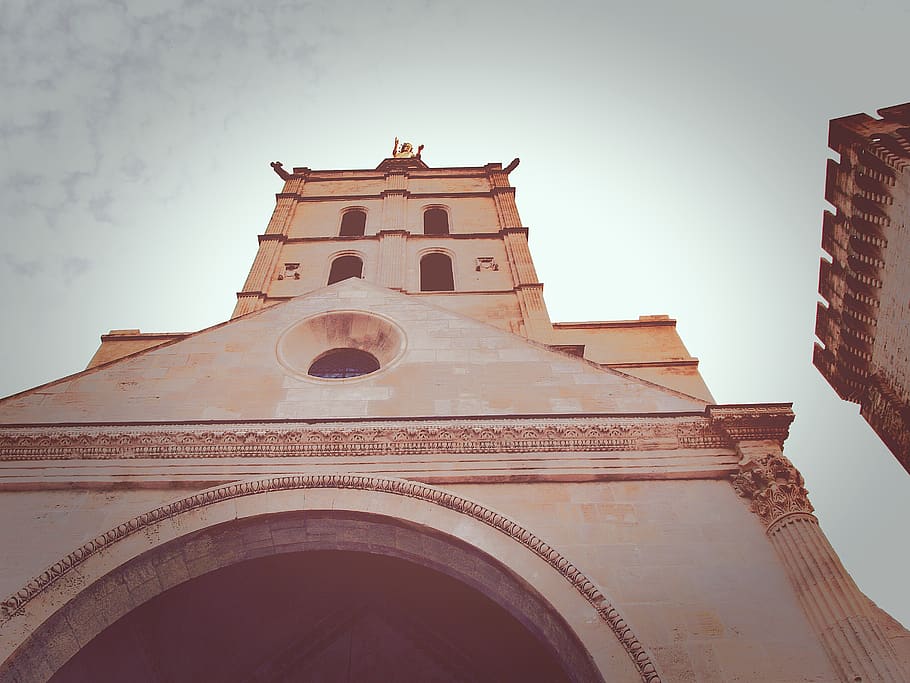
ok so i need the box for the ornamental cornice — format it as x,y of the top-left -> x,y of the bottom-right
0,474 -> 663,683
707,403 -> 795,444
0,415 -> 731,461
731,450 -> 813,528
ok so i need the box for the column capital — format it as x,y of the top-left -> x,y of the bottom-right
731,450 -> 814,527
707,404 -> 811,528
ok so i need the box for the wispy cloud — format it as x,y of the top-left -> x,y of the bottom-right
61,256 -> 92,283
1,253 -> 43,277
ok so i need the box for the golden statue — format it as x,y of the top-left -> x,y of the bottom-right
392,137 -> 424,159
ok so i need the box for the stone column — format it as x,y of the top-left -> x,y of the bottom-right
710,405 -> 908,683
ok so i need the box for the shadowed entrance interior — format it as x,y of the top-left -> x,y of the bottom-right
51,550 -> 571,683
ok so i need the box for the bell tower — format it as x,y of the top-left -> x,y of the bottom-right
3,143 -> 910,683
233,140 -> 552,339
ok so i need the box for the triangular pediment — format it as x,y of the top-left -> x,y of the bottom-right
0,279 -> 707,424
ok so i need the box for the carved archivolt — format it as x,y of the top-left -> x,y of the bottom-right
0,474 -> 662,683
0,416 -> 730,461
731,452 -> 813,527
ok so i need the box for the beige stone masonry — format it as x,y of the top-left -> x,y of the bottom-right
711,406 -> 910,683
0,278 -> 707,425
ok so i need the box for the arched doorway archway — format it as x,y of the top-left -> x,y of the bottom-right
0,476 -> 661,683
51,534 -> 572,682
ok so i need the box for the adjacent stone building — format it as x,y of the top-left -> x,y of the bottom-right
1,145 -> 909,681
815,102 -> 910,471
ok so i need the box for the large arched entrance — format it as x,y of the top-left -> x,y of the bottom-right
0,476 -> 660,683
51,542 -> 569,681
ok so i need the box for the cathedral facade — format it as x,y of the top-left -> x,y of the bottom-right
1,145 -> 908,681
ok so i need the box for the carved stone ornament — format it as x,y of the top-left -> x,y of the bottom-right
707,403 -> 795,444
0,416 -> 732,461
475,256 -> 499,271
270,161 -> 291,180
731,452 -> 814,527
277,262 -> 300,280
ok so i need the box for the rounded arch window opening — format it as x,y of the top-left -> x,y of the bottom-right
308,348 -> 381,379
420,252 -> 455,291
340,210 -> 366,236
423,207 -> 449,235
328,255 -> 364,285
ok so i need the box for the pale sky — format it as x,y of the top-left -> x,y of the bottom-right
2,1 -> 909,625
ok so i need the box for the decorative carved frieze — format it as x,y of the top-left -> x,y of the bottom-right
0,474 -> 662,683
0,416 -> 732,461
731,451 -> 813,527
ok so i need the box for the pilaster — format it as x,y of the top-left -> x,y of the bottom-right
381,172 -> 409,230
710,405 -> 909,683
232,168 -> 307,318
487,162 -> 523,229
232,235 -> 283,318
377,230 -> 408,290
501,227 -> 549,337
515,284 -> 552,339
492,187 -> 521,229
232,292 -> 264,318
501,228 -> 539,285
265,194 -> 298,235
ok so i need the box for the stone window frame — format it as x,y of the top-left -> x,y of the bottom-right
421,204 -> 451,235
416,247 -> 457,292
338,206 -> 369,237
326,249 -> 367,285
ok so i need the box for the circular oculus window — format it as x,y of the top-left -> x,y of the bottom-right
276,310 -> 406,382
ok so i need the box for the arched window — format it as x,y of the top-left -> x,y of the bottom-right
328,255 -> 363,285
420,253 -> 454,292
340,210 -> 366,237
423,208 -> 449,235
308,348 -> 380,379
